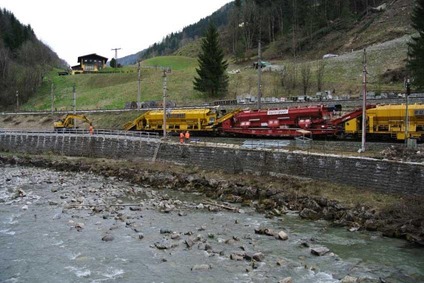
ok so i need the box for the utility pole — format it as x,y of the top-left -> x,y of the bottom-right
162,69 -> 168,138
137,61 -> 141,110
359,49 -> 367,153
257,40 -> 262,109
111,48 -> 121,68
72,84 -> 76,115
405,77 -> 411,146
51,82 -> 55,114
16,90 -> 19,112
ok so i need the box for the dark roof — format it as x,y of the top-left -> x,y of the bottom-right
71,65 -> 83,70
77,53 -> 108,63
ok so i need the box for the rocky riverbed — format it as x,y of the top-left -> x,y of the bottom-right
1,154 -> 423,247
0,154 -> 423,282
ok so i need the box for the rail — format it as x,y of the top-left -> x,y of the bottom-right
0,128 -> 160,140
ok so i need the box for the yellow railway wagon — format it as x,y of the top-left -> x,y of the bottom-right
124,108 -> 218,132
344,104 -> 424,141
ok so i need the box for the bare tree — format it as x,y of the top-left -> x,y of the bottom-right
0,48 -> 10,82
316,60 -> 326,92
281,62 -> 297,95
301,63 -> 311,96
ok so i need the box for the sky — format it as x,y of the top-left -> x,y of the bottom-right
1,0 -> 233,66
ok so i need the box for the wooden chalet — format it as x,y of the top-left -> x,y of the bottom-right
71,53 -> 108,74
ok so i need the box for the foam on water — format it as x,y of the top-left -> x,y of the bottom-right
0,228 -> 15,235
65,266 -> 91,278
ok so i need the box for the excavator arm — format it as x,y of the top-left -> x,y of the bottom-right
54,114 -> 92,130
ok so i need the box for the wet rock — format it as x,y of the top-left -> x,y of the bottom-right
51,188 -> 58,193
196,203 -> 204,209
305,199 -> 321,211
160,228 -> 173,234
340,275 -> 358,283
230,252 -> 245,261
131,224 -> 142,233
75,222 -> 85,232
254,227 -> 276,237
299,208 -> 320,220
109,224 -> 120,230
253,252 -> 265,262
138,233 -> 144,240
348,226 -> 360,232
276,259 -> 287,266
102,234 -> 114,242
178,211 -> 187,216
208,206 -> 219,212
204,243 -> 212,251
170,233 -> 181,240
191,264 -> 211,271
251,261 -> 260,269
185,238 -> 195,248
311,246 -> 330,256
264,228 -> 275,236
12,188 -> 26,199
277,231 -> 289,240
364,219 -> 379,231
154,239 -> 177,250
92,207 -> 103,213
21,205 -> 28,210
279,277 -> 293,283
129,206 -> 141,211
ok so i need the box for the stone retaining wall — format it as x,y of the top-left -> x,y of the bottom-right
1,133 -> 422,195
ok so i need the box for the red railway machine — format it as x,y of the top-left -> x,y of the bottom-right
220,105 -> 343,138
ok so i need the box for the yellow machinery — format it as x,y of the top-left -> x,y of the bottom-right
344,104 -> 424,141
124,108 -> 241,133
54,114 -> 92,131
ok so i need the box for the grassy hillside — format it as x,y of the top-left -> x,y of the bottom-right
22,36 -> 410,112
17,0 -> 414,112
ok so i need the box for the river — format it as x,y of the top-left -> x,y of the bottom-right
0,165 -> 423,283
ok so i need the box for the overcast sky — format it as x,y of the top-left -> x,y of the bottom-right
1,0 -> 233,66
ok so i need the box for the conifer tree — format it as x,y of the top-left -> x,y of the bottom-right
407,0 -> 424,90
193,23 -> 229,98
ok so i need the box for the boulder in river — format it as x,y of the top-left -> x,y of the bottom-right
102,234 -> 114,242
311,246 -> 330,256
277,231 -> 289,240
340,275 -> 358,283
279,277 -> 293,283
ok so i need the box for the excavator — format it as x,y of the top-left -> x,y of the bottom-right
54,114 -> 92,132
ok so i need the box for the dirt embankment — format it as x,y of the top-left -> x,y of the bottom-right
1,153 -> 423,246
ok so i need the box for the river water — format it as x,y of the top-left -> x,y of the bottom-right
0,165 -> 423,283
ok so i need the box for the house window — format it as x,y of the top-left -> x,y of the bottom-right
86,65 -> 94,71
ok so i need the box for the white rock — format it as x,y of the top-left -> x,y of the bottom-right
277,231 -> 289,240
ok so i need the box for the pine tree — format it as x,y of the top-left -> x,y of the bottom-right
110,58 -> 117,68
407,0 -> 424,90
193,23 -> 229,98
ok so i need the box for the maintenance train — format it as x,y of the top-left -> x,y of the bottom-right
123,104 -> 424,142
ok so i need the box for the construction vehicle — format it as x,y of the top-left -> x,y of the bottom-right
220,105 -> 344,138
54,114 -> 92,132
122,104 -> 423,142
124,108 -> 241,135
344,104 -> 424,141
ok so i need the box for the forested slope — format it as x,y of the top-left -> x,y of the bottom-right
0,8 -> 64,111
